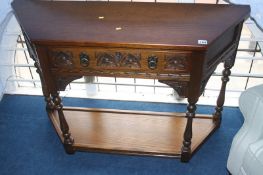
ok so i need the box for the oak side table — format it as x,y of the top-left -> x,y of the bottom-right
12,0 -> 250,162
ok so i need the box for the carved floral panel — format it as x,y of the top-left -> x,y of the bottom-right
164,53 -> 188,71
50,51 -> 74,68
96,52 -> 141,68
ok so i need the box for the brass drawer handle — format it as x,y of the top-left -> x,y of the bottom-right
80,52 -> 89,67
148,55 -> 158,70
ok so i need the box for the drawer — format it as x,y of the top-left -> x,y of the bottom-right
48,47 -> 191,74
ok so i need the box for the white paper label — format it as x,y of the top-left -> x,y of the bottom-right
198,40 -> 208,45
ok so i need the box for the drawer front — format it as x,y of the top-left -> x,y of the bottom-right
48,47 -> 191,74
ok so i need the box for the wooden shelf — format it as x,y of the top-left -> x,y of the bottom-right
49,107 -> 218,158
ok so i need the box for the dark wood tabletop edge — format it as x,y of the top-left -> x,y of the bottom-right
11,1 -> 250,52
31,40 -> 208,51
207,5 -> 250,49
11,0 -> 250,9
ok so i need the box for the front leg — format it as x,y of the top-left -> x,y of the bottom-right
44,94 -> 54,112
213,60 -> 233,126
52,92 -> 75,154
181,99 -> 198,162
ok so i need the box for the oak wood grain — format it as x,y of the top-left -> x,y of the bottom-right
12,0 -> 250,50
50,107 -> 217,157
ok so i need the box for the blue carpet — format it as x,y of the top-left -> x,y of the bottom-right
0,94 -> 244,175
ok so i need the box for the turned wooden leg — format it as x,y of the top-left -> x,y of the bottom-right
34,62 -> 54,112
44,94 -> 54,111
181,100 -> 197,162
52,93 -> 75,154
213,61 -> 232,126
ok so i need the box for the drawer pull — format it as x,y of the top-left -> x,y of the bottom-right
148,55 -> 158,70
80,52 -> 89,67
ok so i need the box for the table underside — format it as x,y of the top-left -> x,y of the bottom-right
49,107 -> 218,158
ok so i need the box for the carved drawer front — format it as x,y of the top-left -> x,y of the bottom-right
49,50 -> 75,69
163,52 -> 190,71
95,51 -> 141,69
93,50 -> 191,73
48,47 -> 191,74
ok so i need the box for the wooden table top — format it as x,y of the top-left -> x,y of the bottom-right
12,0 -> 250,50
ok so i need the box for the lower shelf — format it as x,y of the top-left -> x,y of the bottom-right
49,107 -> 218,158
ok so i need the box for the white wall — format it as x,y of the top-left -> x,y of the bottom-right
0,1 -> 11,24
0,0 -> 20,100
